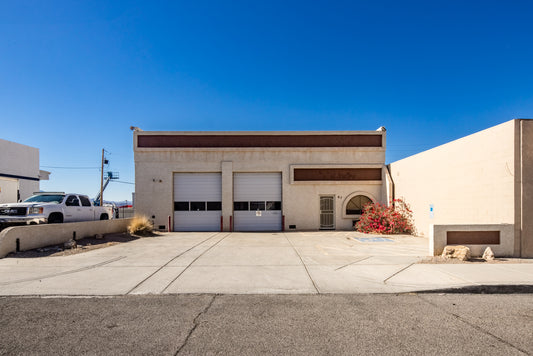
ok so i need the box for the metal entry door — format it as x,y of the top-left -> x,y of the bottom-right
320,196 -> 335,230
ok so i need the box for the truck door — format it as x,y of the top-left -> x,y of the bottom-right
79,195 -> 95,220
64,194 -> 81,222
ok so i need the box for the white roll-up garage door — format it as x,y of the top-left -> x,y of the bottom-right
173,173 -> 222,231
233,173 -> 282,231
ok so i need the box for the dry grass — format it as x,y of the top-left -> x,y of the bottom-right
128,215 -> 154,235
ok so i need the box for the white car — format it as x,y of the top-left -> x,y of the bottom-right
0,192 -> 114,228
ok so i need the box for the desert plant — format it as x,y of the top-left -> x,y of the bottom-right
128,215 -> 154,235
355,198 -> 415,235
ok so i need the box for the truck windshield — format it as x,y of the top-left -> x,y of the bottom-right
24,195 -> 65,203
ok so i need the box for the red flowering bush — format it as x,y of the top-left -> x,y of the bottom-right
355,198 -> 415,235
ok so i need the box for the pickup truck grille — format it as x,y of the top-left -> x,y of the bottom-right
0,207 -> 27,216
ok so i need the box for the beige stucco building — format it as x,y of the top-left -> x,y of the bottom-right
0,138 -> 50,203
133,119 -> 532,257
133,130 -> 390,232
389,119 -> 533,257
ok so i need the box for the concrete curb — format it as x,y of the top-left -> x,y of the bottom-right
415,284 -> 533,294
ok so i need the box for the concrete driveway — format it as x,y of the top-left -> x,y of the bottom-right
0,232 -> 531,295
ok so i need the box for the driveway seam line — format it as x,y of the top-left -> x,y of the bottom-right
432,265 -> 481,286
335,256 -> 371,271
175,294 -> 218,355
283,233 -> 320,294
161,233 -> 231,294
417,295 -> 530,355
383,263 -> 414,284
126,232 -> 221,295
0,256 -> 126,286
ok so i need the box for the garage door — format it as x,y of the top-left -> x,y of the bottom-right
233,173 -> 282,231
173,173 -> 221,231
0,178 -> 18,204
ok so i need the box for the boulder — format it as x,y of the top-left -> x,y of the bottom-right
63,239 -> 77,249
482,247 -> 495,261
442,245 -> 471,261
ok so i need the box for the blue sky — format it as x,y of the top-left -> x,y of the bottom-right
2,1 -> 533,201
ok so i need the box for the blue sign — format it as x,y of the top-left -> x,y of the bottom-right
354,237 -> 394,243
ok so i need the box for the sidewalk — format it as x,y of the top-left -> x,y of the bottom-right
0,232 -> 531,296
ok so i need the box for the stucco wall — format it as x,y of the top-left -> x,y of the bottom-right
0,177 -> 18,204
134,132 -> 386,231
389,120 -> 517,239
0,138 -> 40,201
0,218 -> 134,258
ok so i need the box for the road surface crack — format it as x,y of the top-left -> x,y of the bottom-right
175,294 -> 217,355
418,295 -> 530,355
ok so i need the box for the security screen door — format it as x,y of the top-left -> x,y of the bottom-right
320,196 -> 335,229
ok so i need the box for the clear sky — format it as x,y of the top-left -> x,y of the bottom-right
2,1 -> 533,201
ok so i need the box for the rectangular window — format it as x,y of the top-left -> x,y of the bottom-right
233,202 -> 249,211
250,201 -> 266,211
174,201 -> 189,211
79,196 -> 91,207
207,202 -> 222,211
139,134 -> 383,148
294,168 -> 382,181
190,202 -> 206,211
266,201 -> 281,211
65,195 -> 80,207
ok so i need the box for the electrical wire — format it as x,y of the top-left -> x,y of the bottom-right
40,166 -> 100,169
113,180 -> 135,185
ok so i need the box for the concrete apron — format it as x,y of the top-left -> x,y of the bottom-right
0,232 -> 532,296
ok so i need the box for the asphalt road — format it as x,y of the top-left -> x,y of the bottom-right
0,294 -> 532,355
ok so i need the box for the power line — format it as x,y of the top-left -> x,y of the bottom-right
41,166 -> 100,169
114,180 -> 135,185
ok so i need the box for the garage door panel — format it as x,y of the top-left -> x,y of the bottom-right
174,173 -> 221,201
174,211 -> 221,232
0,178 -> 18,204
174,173 -> 221,231
234,211 -> 282,231
234,173 -> 281,201
234,173 -> 282,231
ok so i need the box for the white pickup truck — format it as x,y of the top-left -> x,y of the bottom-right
0,192 -> 114,228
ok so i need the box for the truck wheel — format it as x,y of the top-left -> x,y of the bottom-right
48,213 -> 63,224
100,214 -> 109,220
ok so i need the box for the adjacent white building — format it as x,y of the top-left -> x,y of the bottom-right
0,138 -> 50,203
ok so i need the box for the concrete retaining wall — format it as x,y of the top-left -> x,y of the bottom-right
430,224 -> 515,257
0,218 -> 134,258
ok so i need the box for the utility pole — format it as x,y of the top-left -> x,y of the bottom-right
100,148 -> 104,206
